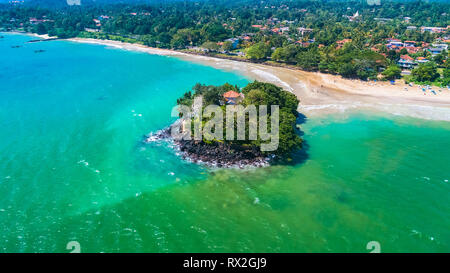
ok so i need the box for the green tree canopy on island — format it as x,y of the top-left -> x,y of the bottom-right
177,81 -> 302,158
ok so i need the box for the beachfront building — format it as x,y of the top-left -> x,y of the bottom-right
404,47 -> 421,54
186,46 -> 209,53
98,15 -> 110,20
84,28 -> 100,32
386,38 -> 401,43
374,18 -> 393,25
223,90 -> 244,105
251,24 -> 268,31
386,39 -> 403,48
397,55 -> 416,69
93,19 -> 101,27
404,41 -> 416,47
296,40 -> 310,47
345,11 -> 360,22
29,17 -> 53,25
336,39 -> 352,49
29,18 -> 44,24
432,43 -> 448,50
385,39 -> 424,54
224,38 -> 239,49
297,27 -> 313,36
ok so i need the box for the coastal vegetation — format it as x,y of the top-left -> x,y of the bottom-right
382,64 -> 402,80
1,0 -> 449,85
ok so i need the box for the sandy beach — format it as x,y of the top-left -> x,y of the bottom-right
66,37 -> 450,121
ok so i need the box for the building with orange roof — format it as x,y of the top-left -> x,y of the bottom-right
403,47 -> 420,54
223,90 -> 244,105
398,55 -> 416,69
337,39 -> 352,44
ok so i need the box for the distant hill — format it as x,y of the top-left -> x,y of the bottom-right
0,0 -> 163,7
2,0 -> 448,8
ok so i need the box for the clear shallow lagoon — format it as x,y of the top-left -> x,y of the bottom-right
0,33 -> 449,252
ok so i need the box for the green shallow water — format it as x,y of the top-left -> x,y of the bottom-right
0,33 -> 449,252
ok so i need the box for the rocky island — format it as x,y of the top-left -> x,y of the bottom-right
145,81 -> 303,168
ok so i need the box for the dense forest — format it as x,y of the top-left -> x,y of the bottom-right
1,0 -> 449,84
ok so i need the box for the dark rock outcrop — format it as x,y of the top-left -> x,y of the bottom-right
143,126 -> 271,168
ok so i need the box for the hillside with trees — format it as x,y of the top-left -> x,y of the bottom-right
1,0 -> 449,83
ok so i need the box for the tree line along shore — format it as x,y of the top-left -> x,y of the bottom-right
1,0 -> 449,86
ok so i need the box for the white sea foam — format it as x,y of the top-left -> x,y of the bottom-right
302,101 -> 450,122
301,104 -> 357,111
250,69 -> 293,92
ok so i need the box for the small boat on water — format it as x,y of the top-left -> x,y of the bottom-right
11,45 -> 21,48
34,49 -> 46,53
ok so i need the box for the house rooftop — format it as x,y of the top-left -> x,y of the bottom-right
223,90 -> 240,98
400,55 -> 414,61
337,39 -> 352,44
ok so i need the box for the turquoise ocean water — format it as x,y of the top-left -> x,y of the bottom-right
0,33 -> 449,252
